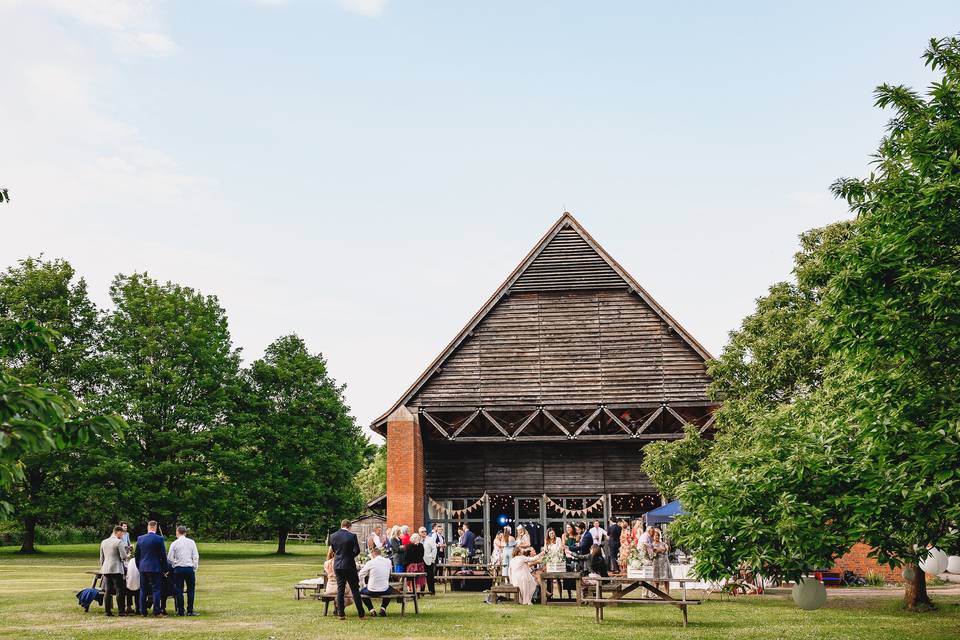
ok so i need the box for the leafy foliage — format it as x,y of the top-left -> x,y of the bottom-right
640,425 -> 709,498
354,444 -> 386,504
666,36 -> 960,609
223,334 -> 366,553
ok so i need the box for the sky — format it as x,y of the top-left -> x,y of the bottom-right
1,1 -> 957,438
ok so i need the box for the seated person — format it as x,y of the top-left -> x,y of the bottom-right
358,547 -> 397,617
323,548 -> 352,615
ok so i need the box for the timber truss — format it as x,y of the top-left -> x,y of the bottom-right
418,402 -> 719,443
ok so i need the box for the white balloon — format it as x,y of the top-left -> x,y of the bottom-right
792,577 -> 827,611
947,556 -> 960,574
919,548 -> 947,575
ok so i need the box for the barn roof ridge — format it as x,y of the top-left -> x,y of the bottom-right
371,211 -> 713,431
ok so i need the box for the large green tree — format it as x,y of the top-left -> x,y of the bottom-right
0,258 -> 106,552
662,36 -> 960,610
98,273 -> 240,532
354,444 -> 386,504
0,317 -> 124,534
227,335 -> 366,554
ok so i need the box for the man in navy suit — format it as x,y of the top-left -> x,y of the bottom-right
135,521 -> 168,616
574,521 -> 594,554
459,523 -> 476,557
328,519 -> 366,620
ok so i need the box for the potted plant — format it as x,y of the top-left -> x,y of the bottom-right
449,544 -> 468,565
626,545 -> 653,579
543,547 -> 567,573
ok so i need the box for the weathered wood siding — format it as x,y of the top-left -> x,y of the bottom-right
414,289 -> 710,408
424,441 -> 656,496
511,226 -> 625,292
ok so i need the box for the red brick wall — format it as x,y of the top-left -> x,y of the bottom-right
832,543 -> 906,583
386,407 -> 424,531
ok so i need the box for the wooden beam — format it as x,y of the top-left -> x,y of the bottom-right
698,413 -> 717,434
634,406 -> 664,436
664,405 -> 690,428
602,407 -> 632,436
481,409 -> 513,439
450,410 -> 480,439
541,409 -> 572,437
573,407 -> 604,437
420,410 -> 449,439
456,433 -> 685,443
511,409 -> 541,438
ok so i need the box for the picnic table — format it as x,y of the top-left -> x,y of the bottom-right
434,563 -> 501,592
536,571 -> 583,605
581,577 -> 701,627
313,572 -> 426,617
84,571 -> 103,589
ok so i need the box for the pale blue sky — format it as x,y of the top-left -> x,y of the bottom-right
2,1 -> 957,435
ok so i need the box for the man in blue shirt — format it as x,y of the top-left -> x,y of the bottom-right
459,524 -> 476,557
135,521 -> 168,616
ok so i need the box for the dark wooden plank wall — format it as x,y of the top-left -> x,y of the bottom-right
424,442 -> 657,497
415,289 -> 710,408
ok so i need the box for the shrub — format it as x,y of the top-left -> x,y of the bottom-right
865,572 -> 886,587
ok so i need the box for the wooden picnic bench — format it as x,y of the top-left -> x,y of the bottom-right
536,571 -> 584,605
581,577 -> 701,627
294,576 -> 326,600
435,563 -> 501,592
317,572 -> 425,617
84,571 -> 103,589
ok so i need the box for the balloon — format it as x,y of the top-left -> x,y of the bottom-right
920,548 -> 947,575
792,577 -> 827,610
947,556 -> 960,574
902,566 -> 916,582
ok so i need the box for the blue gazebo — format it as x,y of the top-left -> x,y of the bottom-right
644,499 -> 686,526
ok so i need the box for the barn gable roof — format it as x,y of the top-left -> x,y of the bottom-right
371,212 -> 713,432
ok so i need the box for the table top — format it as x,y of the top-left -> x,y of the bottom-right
592,576 -> 695,583
391,572 -> 427,577
538,571 -> 583,579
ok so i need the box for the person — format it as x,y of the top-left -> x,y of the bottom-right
490,531 -> 504,567
357,547 -> 396,617
388,527 -> 405,574
607,519 -> 623,573
135,520 -> 168,616
542,528 -> 563,598
323,548 -> 352,614
125,554 -> 140,614
650,528 -> 671,594
562,523 -> 577,553
638,525 -> 654,551
618,520 -> 633,573
500,526 -> 516,577
403,532 -> 427,593
419,527 -> 437,596
515,525 -> 531,552
167,525 -> 199,616
459,523 -> 476,558
399,525 -> 411,546
99,525 -> 128,616
508,547 -> 544,604
588,544 -> 609,578
430,523 -> 446,563
589,520 -> 607,547
119,521 -> 131,553
328,519 -> 367,621
574,521 -> 594,555
367,525 -> 383,551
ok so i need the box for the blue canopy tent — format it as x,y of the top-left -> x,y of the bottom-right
643,499 -> 686,526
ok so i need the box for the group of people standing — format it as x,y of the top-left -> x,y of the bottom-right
96,520 -> 199,617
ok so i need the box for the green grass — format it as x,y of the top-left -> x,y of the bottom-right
1,543 -> 958,639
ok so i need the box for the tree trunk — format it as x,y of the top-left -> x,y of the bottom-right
903,563 -> 932,610
18,515 -> 38,554
277,526 -> 288,555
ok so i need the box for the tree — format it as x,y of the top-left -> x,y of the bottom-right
355,444 -> 386,504
0,318 -> 124,526
0,258 -> 113,551
99,273 -> 240,532
821,35 -> 960,609
232,335 -> 366,554
664,36 -> 960,610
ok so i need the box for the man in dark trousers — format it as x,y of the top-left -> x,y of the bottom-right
135,521 -> 168,616
329,519 -> 366,621
459,523 -> 476,558
607,519 -> 624,573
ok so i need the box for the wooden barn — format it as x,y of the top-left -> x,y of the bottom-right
371,213 -> 716,556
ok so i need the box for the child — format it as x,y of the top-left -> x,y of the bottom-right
125,556 -> 141,614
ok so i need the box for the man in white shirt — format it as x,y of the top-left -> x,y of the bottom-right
430,523 -> 446,563
357,547 -> 396,617
419,526 -> 437,596
589,520 -> 607,556
167,525 -> 200,616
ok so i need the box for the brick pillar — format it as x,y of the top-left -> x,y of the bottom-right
386,406 -> 424,531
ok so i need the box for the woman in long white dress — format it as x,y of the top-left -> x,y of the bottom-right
501,526 -> 517,578
509,547 -> 544,604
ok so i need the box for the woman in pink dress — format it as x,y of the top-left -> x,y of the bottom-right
508,547 -> 544,604
323,548 -> 352,614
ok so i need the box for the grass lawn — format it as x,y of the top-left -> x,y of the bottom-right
1,542 -> 958,639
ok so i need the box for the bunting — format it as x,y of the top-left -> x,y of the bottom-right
428,494 -> 488,519
543,494 -> 605,517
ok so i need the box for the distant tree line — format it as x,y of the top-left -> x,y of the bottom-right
0,257 -> 378,554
